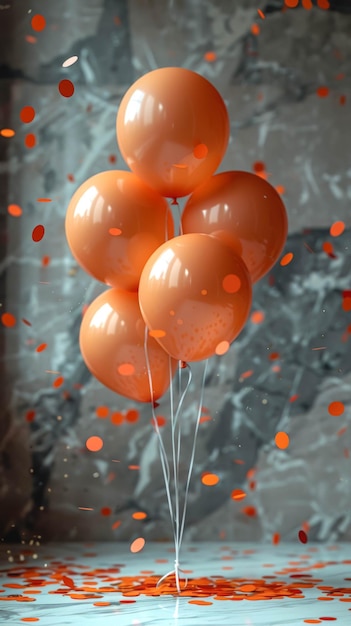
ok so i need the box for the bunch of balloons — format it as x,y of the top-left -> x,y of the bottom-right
65,68 -> 288,404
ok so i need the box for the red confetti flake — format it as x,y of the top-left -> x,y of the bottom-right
96,405 -> 109,418
251,23 -> 260,36
330,221 -> 345,237
52,376 -> 64,388
62,576 -> 75,589
1,312 -> 16,327
41,255 -> 51,267
111,411 -> 124,425
20,106 -> 35,123
86,436 -> 103,452
67,173 -> 75,182
328,401 -> 344,416
289,394 -> 299,403
130,537 -> 145,553
25,410 -> 36,423
272,532 -> 281,545
339,95 -> 346,106
37,197 -> 52,202
337,426 -> 347,437
317,0 -> 330,8
25,35 -> 37,44
222,273 -> 241,293
132,511 -> 147,520
284,0 -> 299,6
231,489 -> 247,501
201,473 -> 220,486
317,86 -> 329,98
58,79 -> 75,98
241,506 -> 257,517
204,51 -> 217,62
22,318 -> 32,326
36,343 -> 47,353
152,415 -> 167,428
108,154 -> 117,163
280,252 -> 294,266
275,431 -> 290,449
240,369 -> 254,380
252,161 -> 266,173
31,14 -> 46,31
250,310 -> 265,324
342,296 -> 351,312
322,241 -> 336,258
302,0 -> 313,8
257,9 -> 265,18
0,128 -> 15,137
112,520 -> 122,530
125,409 -> 139,423
100,507 -> 112,517
8,203 -> 23,217
269,351 -> 280,361
275,184 -> 286,195
299,529 -> 308,544
32,224 -> 45,242
25,133 -> 36,148
128,465 -> 140,470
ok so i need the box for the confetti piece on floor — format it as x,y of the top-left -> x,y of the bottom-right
58,79 -> 75,97
32,225 -> 45,242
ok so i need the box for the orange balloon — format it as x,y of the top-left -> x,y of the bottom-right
138,233 -> 252,362
65,170 -> 173,291
181,171 -> 288,283
80,289 -> 177,403
116,68 -> 230,198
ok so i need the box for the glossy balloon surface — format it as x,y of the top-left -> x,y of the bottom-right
138,233 -> 252,362
182,171 -> 288,283
117,68 -> 230,198
80,289 -> 177,402
66,170 -> 173,291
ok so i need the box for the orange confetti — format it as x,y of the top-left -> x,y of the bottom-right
328,401 -> 344,416
130,537 -> 145,553
96,405 -> 110,418
25,410 -> 36,423
330,221 -> 345,237
125,409 -> 139,423
86,436 -> 103,452
215,340 -> 230,356
41,255 -> 51,267
25,133 -> 36,149
20,106 -> 35,123
322,241 -> 336,258
112,520 -> 122,530
240,369 -> 254,379
152,415 -> 167,428
149,329 -> 166,338
111,411 -> 124,425
37,197 -> 52,202
272,532 -> 281,545
58,79 -> 75,98
193,143 -> 208,159
257,9 -> 265,19
280,252 -> 294,266
275,185 -> 286,195
302,0 -> 313,8
1,312 -> 16,327
251,23 -> 260,36
62,575 -> 75,588
201,473 -> 220,486
118,363 -> 135,376
317,0 -> 330,8
32,224 -> 45,242
204,51 -> 217,62
275,431 -> 290,449
132,511 -> 147,520
317,86 -> 329,98
253,161 -> 266,172
250,310 -> 265,324
25,35 -> 37,44
7,203 -> 23,217
36,343 -> 47,353
0,128 -> 15,137
284,0 -> 299,6
53,376 -> 64,388
31,14 -> 46,31
231,489 -> 247,501
222,274 -> 241,293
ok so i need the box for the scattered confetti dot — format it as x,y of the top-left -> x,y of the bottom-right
125,409 -> 139,423
193,143 -> 208,159
284,0 -> 299,6
58,79 -> 75,98
251,23 -> 260,36
118,363 -> 135,376
100,507 -> 112,517
189,600 -> 213,605
317,0 -> 330,8
109,227 -> 122,236
36,343 -> 47,353
8,203 -> 23,217
204,51 -> 217,62
250,310 -> 265,324
201,473 -> 220,486
32,224 -> 45,242
317,86 -> 329,98
25,133 -> 36,148
328,401 -> 344,416
252,161 -> 266,172
257,9 -> 265,18
275,184 -> 286,195
231,489 -> 247,501
152,415 -> 167,428
302,0 -> 313,8
330,221 -> 345,237
130,537 -> 145,553
20,106 -> 35,123
42,255 -> 51,267
111,411 -> 124,425
0,128 -> 15,137
21,619 -> 40,623
62,575 -> 75,588
25,35 -> 37,44
25,410 -> 36,423
37,197 -> 52,202
272,532 -> 281,545
339,95 -> 346,106
1,312 -> 16,327
280,252 -> 294,266
299,529 -> 308,544
222,274 -> 241,293
215,340 -> 230,356
108,154 -> 117,163
86,436 -> 104,452
62,55 -> 78,68
96,405 -> 110,418
241,506 -> 257,517
149,329 -> 166,338
322,241 -> 336,258
132,511 -> 147,520
31,14 -> 46,31
275,431 -> 290,450
53,376 -> 64,388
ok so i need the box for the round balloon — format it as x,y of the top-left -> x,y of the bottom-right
138,233 -> 252,362
116,68 -> 230,198
181,171 -> 288,283
65,170 -> 174,291
80,289 -> 177,403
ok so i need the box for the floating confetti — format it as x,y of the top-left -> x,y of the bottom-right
275,431 -> 290,449
8,203 -> 23,217
62,55 -> 78,68
25,410 -> 36,423
215,340 -> 230,356
328,401 -> 344,416
317,0 -> 330,8
149,329 -> 166,338
316,86 -> 329,98
339,95 -> 346,106
32,225 -> 45,242
231,489 -> 247,501
20,106 -> 35,123
251,23 -> 260,36
132,511 -> 147,520
1,312 -> 16,327
125,409 -> 139,423
36,343 -> 47,353
58,79 -> 75,98
302,0 -> 313,8
130,537 -> 145,553
204,51 -> 217,62
53,376 -> 64,388
25,133 -> 36,148
86,436 -> 104,452
193,143 -> 208,159
96,405 -> 109,418
298,529 -> 308,544
152,415 -> 167,428
201,473 -> 220,486
241,505 -> 257,517
111,411 -> 124,425
37,197 -> 52,202
250,310 -> 265,324
0,128 -> 15,137
100,507 -> 112,517
257,9 -> 265,18
272,532 -> 281,545
329,221 -> 345,237
284,0 -> 299,6
322,241 -> 336,258
280,252 -> 294,266
31,14 -> 46,31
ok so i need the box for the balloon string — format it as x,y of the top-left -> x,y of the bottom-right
179,358 -> 208,547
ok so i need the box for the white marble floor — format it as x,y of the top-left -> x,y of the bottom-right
0,542 -> 350,625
